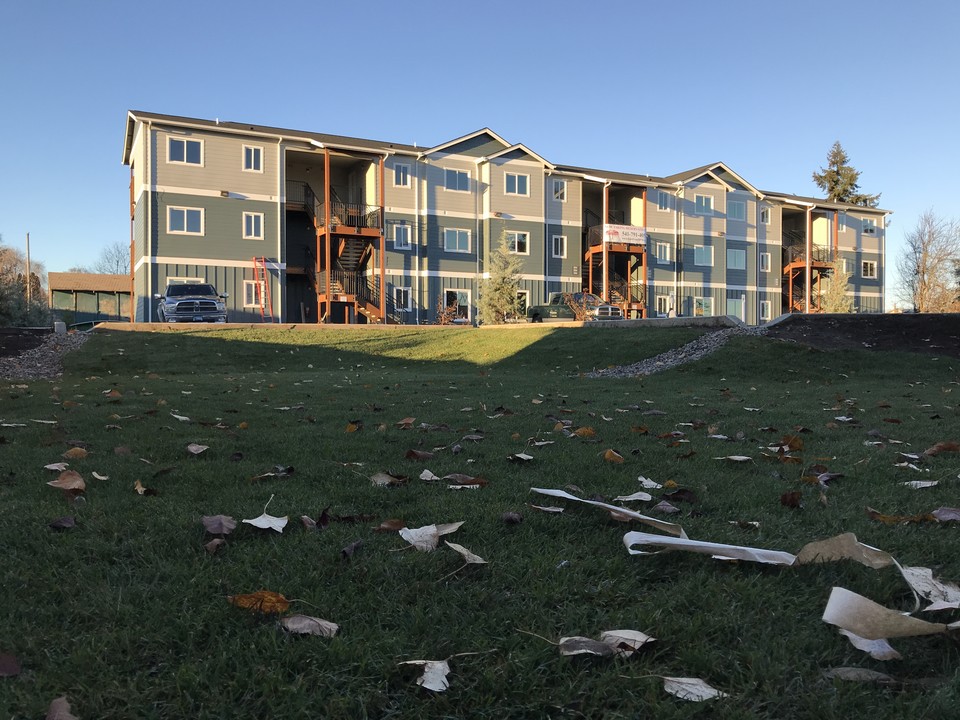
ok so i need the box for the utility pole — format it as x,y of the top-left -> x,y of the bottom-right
25,232 -> 31,304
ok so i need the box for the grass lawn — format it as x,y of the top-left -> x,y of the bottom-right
1,325 -> 958,718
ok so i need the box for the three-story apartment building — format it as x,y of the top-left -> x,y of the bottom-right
122,111 -> 888,324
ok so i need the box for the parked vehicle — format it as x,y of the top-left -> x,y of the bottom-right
526,292 -> 623,323
154,283 -> 228,323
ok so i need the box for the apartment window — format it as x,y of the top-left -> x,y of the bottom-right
394,286 -> 412,312
168,137 -> 202,165
443,289 -> 470,321
759,252 -> 771,273
243,145 -> 262,173
656,295 -> 669,317
842,258 -> 852,275
655,242 -> 671,265
727,248 -> 746,270
760,300 -> 772,321
168,206 -> 203,235
506,231 -> 529,255
862,218 -> 877,235
516,290 -> 529,316
657,191 -> 670,212
862,260 -> 878,279
727,200 -> 746,222
394,163 -> 411,188
694,297 -> 714,317
243,212 -> 264,240
443,228 -> 470,253
838,211 -> 847,232
694,245 -> 713,267
505,173 -> 529,196
393,222 -> 411,250
760,206 -> 771,225
695,195 -> 713,215
552,235 -> 567,259
552,179 -> 567,202
444,168 -> 469,192
726,297 -> 744,320
243,280 -> 267,308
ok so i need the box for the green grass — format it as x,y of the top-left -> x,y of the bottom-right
1,325 -> 959,718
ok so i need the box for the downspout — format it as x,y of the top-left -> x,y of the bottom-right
805,207 -> 812,313
323,148 -> 331,323
640,187 -> 647,317
880,213 -> 887,312
379,155 -> 386,322
602,181 -> 611,301
544,171 -> 550,299
415,156 -> 422,325
475,160 -> 482,325
129,164 -> 135,323
675,184 -> 684,314
145,120 -> 153,322
276,137 -> 283,322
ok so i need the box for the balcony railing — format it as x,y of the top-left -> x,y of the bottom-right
782,245 -> 832,265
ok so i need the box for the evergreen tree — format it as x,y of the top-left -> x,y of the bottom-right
812,141 -> 880,207
819,261 -> 854,313
477,236 -> 523,324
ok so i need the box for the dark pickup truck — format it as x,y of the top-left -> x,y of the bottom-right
154,283 -> 228,323
526,292 -> 623,323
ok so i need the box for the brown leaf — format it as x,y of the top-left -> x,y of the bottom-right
134,480 -> 158,496
227,590 -> 290,614
630,425 -> 649,435
923,441 -> 960,456
201,515 -> 237,535
345,420 -> 363,433
395,416 -> 416,429
62,447 -> 88,460
341,539 -> 363,559
663,488 -> 697,504
405,449 -> 434,461
370,471 -> 409,487
865,507 -> 937,525
780,490 -> 803,509
882,418 -> 902,424
780,434 -> 804,451
0,652 -> 21,677
372,518 -> 406,532
47,470 -> 85,493
443,473 -> 488,487
205,538 -> 226,555
574,426 -> 596,438
602,449 -> 624,464
48,516 -> 76,531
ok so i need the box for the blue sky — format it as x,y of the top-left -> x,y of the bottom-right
2,0 -> 957,309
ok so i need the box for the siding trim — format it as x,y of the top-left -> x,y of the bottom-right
135,256 -> 285,272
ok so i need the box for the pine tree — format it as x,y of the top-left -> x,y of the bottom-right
477,236 -> 523,324
812,141 -> 880,207
819,261 -> 854,313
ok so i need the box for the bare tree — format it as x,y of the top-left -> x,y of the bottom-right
93,241 -> 130,274
896,211 -> 960,312
0,237 -> 50,325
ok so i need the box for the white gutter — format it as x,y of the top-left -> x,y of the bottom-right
146,119 -> 153,322
276,137 -> 283,322
675,185 -> 683,314
415,158 -> 422,325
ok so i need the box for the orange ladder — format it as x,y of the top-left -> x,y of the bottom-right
251,257 -> 274,322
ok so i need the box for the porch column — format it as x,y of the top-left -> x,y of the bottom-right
379,156 -> 386,322
804,208 -> 812,314
323,149 -> 331,323
602,183 -> 609,301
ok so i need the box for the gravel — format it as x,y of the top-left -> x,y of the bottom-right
587,325 -> 768,379
0,332 -> 90,380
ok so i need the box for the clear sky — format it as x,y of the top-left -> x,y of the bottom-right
2,0 -> 958,309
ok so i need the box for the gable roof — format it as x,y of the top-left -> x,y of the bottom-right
420,128 -> 510,157
664,162 -> 764,198
483,143 -> 555,169
762,191 -> 891,214
48,273 -> 129,293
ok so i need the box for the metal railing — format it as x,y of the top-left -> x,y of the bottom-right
782,244 -> 832,265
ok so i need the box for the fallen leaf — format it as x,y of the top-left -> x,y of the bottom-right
443,473 -> 488,487
613,491 -> 653,502
228,590 -> 290,614
662,488 -> 697,504
865,507 -> 937,525
45,696 -> 79,720
170,412 -> 191,422
822,587 -> 957,640
201,515 -> 237,535
661,676 -> 729,701
822,667 -> 897,684
931,507 -> 960,523
405,449 -> 434,461
651,501 -> 681,514
527,504 -> 564,514
44,462 -> 69,471
923,441 -> 960,456
48,516 -> 76,530
507,452 -> 534,463
715,455 -> 753,463
558,636 -> 615,657
599,629 -> 655,657
531,487 -> 686,538
501,512 -> 523,525
602,449 -> 624,464
445,541 -> 487,565
341,539 -> 363,559
395,416 -> 416,429
0,652 -> 21,677
637,475 -> 662,489
902,481 -> 939,489
92,472 -> 109,481
574,426 -> 596,438
62,447 -> 88,460
399,659 -> 450,692
370,471 -> 408,487
280,614 -> 339,637
780,491 -> 802,509
187,443 -> 209,455
345,420 -> 363,433
242,494 -> 288,532
373,519 -> 406,532
47,470 -> 85,493
838,629 -> 902,661
133,480 -> 158,496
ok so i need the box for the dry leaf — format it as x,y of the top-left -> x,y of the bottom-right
531,487 -> 686,538
651,501 -> 681,514
345,420 -> 363,433
187,443 -> 208,455
838,629 -> 902,661
48,516 -> 76,531
931,507 -> 960,523
170,412 -> 191,422
201,515 -> 237,535
923,441 -> 960,456
133,480 -> 158,496
661,676 -> 729,701
62,447 -> 88,460
205,538 -> 226,554
507,452 -> 534,463
399,659 -> 450,692
574,426 -> 596,438
638,476 -> 662,489
341,539 -> 363,559
527,504 -> 564,514
602,449 -> 624,463
445,541 -> 487,564
373,519 -> 406,532
280,614 -> 339,637
613,490 -> 653,502
405,449 -> 434,461
45,696 -> 79,720
822,587 -> 958,640
92,472 -> 109,481
902,481 -> 939,489
242,512 -> 288,532
0,652 -> 21,677
44,462 -> 69,471
715,455 -> 753,463
370,471 -> 408,487
47,470 -> 85,493
780,490 -> 802,509
599,629 -> 655,657
400,525 -> 441,551
228,590 -> 290,614
822,667 -> 897,684
395,416 -> 416,429
558,636 -> 615,657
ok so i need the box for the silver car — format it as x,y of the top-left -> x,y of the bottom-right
155,283 -> 228,323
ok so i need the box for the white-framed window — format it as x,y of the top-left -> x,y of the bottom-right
552,179 -> 567,202
759,252 -> 771,273
656,295 -> 670,317
394,286 -> 412,312
243,145 -> 263,173
694,296 -> 714,317
655,242 -> 671,265
393,222 -> 411,250
727,200 -> 746,221
552,235 -> 567,259
694,245 -> 713,267
760,300 -> 772,321
842,257 -> 852,275
166,276 -> 203,285
695,195 -> 713,215
838,211 -> 847,232
760,206 -> 771,225
727,248 -> 746,270
726,296 -> 744,319
443,228 -> 470,253
168,137 -> 202,165
443,288 -> 470,321
506,231 -> 529,255
167,206 -> 203,235
243,280 -> 267,308
657,191 -> 670,212
862,217 -> 877,235
444,168 -> 469,192
862,260 -> 878,279
505,173 -> 529,196
393,163 -> 411,188
243,212 -> 264,240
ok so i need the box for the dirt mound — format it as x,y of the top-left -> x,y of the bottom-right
763,314 -> 960,358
